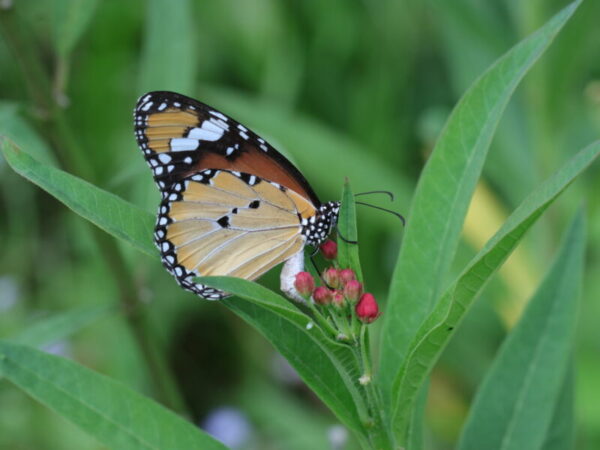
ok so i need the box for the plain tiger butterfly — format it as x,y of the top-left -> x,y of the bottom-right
134,91 -> 339,301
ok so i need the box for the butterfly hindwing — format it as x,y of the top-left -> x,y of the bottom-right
134,91 -> 320,205
155,169 -> 316,300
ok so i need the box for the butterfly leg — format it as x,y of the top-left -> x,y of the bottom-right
280,250 -> 306,303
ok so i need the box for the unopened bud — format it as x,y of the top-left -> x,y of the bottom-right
339,269 -> 356,284
294,272 -> 315,298
319,240 -> 338,260
355,293 -> 380,323
313,286 -> 332,305
332,290 -> 345,308
343,280 -> 363,303
323,268 -> 340,289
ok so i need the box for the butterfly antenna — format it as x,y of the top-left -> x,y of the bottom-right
337,228 -> 358,245
355,201 -> 406,226
354,190 -> 395,202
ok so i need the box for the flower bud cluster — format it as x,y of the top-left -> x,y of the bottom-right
292,240 -> 380,328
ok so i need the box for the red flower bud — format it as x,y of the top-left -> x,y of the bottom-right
313,286 -> 332,305
332,290 -> 345,308
319,240 -> 338,260
294,271 -> 315,298
355,293 -> 380,323
343,280 -> 363,303
323,267 -> 340,289
339,269 -> 356,284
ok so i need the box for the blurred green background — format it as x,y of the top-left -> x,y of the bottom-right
0,0 -> 598,449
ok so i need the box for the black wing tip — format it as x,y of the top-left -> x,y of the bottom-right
135,91 -> 198,111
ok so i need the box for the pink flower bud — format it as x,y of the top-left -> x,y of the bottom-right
355,293 -> 380,323
332,290 -> 345,308
323,267 -> 340,289
343,280 -> 363,303
312,286 -> 332,305
319,240 -> 338,260
339,269 -> 356,284
294,271 -> 315,298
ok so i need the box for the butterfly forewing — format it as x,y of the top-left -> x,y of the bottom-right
134,91 -> 320,205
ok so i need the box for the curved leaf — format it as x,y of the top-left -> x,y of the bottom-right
197,276 -> 368,441
1,139 -> 156,257
390,141 -> 599,443
0,340 -> 226,450
379,0 -> 582,400
457,209 -> 585,450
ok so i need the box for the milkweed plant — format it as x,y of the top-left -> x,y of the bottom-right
0,1 -> 597,449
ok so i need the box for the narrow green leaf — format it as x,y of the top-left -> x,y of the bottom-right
457,209 -> 585,450
52,0 -> 99,58
197,276 -> 368,440
337,179 -> 363,280
380,0 -> 582,399
1,140 -> 156,257
0,102 -> 57,166
390,141 -> 599,443
12,305 -> 112,348
541,364 -> 576,450
138,0 -> 197,93
0,340 -> 227,450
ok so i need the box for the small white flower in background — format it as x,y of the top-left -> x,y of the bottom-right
201,407 -> 252,449
327,424 -> 348,450
41,340 -> 72,358
0,276 -> 20,312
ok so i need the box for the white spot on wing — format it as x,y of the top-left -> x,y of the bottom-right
187,120 -> 225,142
141,102 -> 153,111
170,138 -> 199,151
158,153 -> 171,163
158,102 -> 167,111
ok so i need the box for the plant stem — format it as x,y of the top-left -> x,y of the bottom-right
305,300 -> 339,338
355,325 -> 395,449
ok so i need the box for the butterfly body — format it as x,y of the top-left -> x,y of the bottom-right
134,92 -> 338,300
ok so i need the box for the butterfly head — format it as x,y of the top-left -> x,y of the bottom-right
303,201 -> 340,247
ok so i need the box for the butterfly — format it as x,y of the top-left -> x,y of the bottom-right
134,91 -> 339,301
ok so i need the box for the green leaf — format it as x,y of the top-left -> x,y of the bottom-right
52,0 -> 99,58
541,364 -> 576,450
196,276 -> 368,442
12,305 -> 112,348
390,141 -> 599,443
337,179 -> 363,281
457,209 -> 585,450
1,140 -> 156,257
138,0 -> 197,93
379,0 -> 582,400
0,340 -> 227,450
0,102 -> 57,166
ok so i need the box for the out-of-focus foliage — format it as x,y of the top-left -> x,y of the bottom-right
0,1 -> 598,449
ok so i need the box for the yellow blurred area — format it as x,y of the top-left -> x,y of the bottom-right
462,182 -> 540,327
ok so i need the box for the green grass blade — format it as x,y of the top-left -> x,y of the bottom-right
379,0 -> 582,399
390,141 -> 599,444
138,0 -> 197,93
457,209 -> 585,450
0,340 -> 227,450
541,364 -> 576,450
337,179 -> 363,280
196,276 -> 368,440
1,140 -> 156,256
52,0 -> 99,58
11,305 -> 113,348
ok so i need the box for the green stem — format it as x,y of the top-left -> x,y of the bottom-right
305,300 -> 339,338
355,325 -> 394,449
